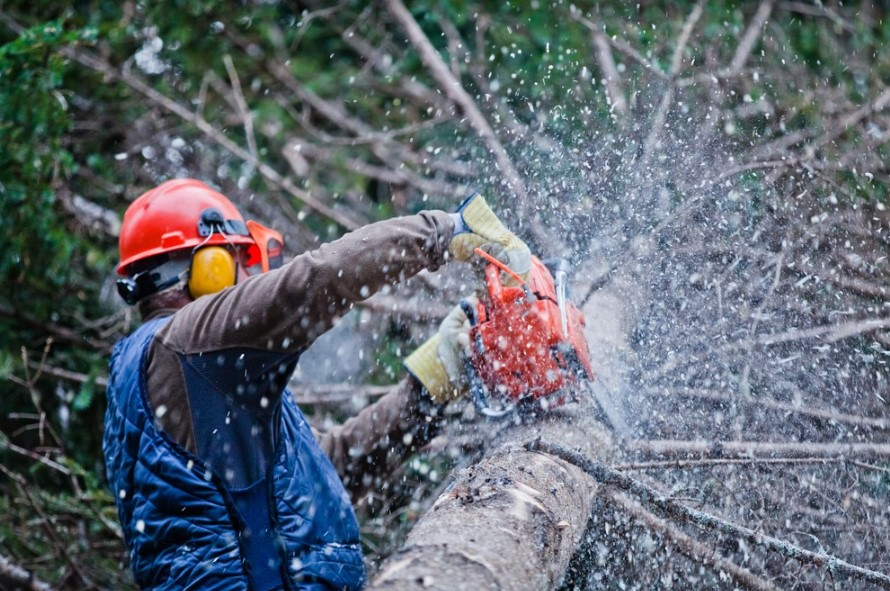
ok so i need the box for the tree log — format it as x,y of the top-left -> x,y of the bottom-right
368,395 -> 614,591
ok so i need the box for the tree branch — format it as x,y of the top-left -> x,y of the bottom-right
655,387 -> 890,431
529,440 -> 890,590
611,494 -> 781,591
384,0 -> 528,202
0,554 -> 52,591
222,53 -> 259,168
740,316 -> 890,348
625,439 -> 890,460
64,47 -> 359,231
570,9 -> 628,126
615,455 -> 852,472
727,0 -> 775,75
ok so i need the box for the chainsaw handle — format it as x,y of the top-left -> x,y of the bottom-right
459,297 -> 515,420
473,247 -> 534,305
473,247 -> 525,287
484,264 -> 503,303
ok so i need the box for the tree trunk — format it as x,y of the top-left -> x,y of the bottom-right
367,395 -> 615,591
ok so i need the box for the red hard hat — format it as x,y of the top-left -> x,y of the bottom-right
117,179 -> 256,276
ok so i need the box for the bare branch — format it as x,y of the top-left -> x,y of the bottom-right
529,440 -> 890,590
384,0 -> 528,202
658,388 -> 890,431
777,2 -> 857,33
13,482 -> 97,589
292,384 -> 391,407
669,2 -> 704,76
727,0 -> 776,75
64,47 -> 360,231
741,316 -> 890,348
807,85 -> 890,154
222,53 -> 259,167
602,27 -> 669,80
0,554 -> 52,591
0,430 -> 73,476
570,8 -> 628,125
611,494 -> 781,591
615,456 -> 853,471
626,439 -> 890,460
25,361 -> 109,389
638,2 -> 703,176
282,138 -> 467,199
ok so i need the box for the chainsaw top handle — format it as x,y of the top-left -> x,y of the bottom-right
473,246 -> 533,304
473,247 -> 526,285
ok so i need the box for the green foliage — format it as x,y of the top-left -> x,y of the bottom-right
1,19 -> 78,296
0,12 -> 111,448
0,15 -> 127,587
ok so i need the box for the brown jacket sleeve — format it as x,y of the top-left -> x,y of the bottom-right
316,376 -> 447,502
145,210 -> 454,456
156,210 -> 453,354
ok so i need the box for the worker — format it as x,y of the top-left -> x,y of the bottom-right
103,178 -> 529,591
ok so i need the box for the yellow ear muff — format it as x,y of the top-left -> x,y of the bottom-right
188,246 -> 236,298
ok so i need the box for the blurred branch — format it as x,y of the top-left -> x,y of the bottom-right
292,383 -> 391,406
726,0 -> 775,75
611,494 -> 781,591
25,361 -> 109,389
600,22 -> 668,80
626,439 -> 890,460
807,85 -> 890,154
384,0 -> 529,202
637,2 -> 704,181
658,388 -> 890,431
281,138 -> 465,199
530,440 -> 890,590
14,481 -> 97,589
64,47 -> 360,231
0,431 -> 73,477
0,304 -> 115,352
245,33 -> 471,201
570,8 -> 628,126
222,53 -> 259,169
616,456 -> 851,471
669,3 -> 704,76
0,554 -> 52,591
742,316 -> 890,348
777,2 -> 857,33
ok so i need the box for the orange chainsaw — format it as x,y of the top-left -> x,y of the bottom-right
461,249 -> 596,418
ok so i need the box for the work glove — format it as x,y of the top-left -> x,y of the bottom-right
449,193 -> 531,285
404,299 -> 475,404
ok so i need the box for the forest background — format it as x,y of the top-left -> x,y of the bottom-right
1,1 -> 889,589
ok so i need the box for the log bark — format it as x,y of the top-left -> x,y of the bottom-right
367,395 -> 615,591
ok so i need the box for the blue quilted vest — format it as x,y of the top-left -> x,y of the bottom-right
103,317 -> 366,590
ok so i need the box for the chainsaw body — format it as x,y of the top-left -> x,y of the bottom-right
465,255 -> 595,416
